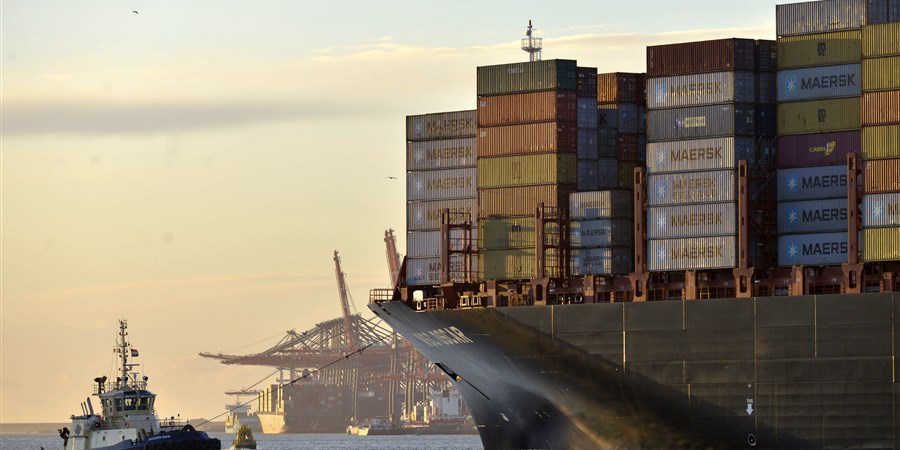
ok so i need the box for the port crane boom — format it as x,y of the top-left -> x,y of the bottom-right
334,250 -> 359,352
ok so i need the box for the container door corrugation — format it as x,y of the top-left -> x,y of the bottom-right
647,170 -> 736,206
596,73 -> 642,103
577,98 -> 599,128
778,232 -> 849,266
477,217 -> 553,250
577,128 -> 599,159
777,64 -> 861,102
406,168 -> 477,201
862,124 -> 900,159
647,137 -> 756,174
477,91 -> 578,127
407,198 -> 477,231
577,159 -> 599,191
647,72 -> 757,109
862,21 -> 900,57
570,247 -> 633,276
616,162 -> 638,190
615,134 -> 644,162
757,40 -> 779,73
599,103 -> 640,133
646,38 -> 757,77
407,229 -> 478,258
598,129 -> 618,158
597,158 -> 621,190
777,97 -> 861,135
570,219 -> 633,248
407,255 -> 478,286
758,72 -> 778,104
647,104 -> 758,142
577,67 -> 598,98
777,198 -> 849,234
647,202 -> 737,239
478,184 -> 575,218
863,192 -> 900,227
647,236 -> 737,271
569,190 -> 634,220
861,56 -> 900,92
861,90 -> 900,126
476,121 -> 577,157
776,0 -> 889,37
476,59 -> 578,97
477,248 -> 560,281
776,130 -> 859,167
406,137 -> 477,171
777,165 -> 849,201
862,226 -> 900,261
864,158 -> 900,193
406,110 -> 477,141
776,31 -> 862,69
477,154 -> 578,188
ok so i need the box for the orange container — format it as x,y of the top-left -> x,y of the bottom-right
861,91 -> 900,126
476,122 -> 577,157
477,91 -> 577,127
864,158 -> 900,193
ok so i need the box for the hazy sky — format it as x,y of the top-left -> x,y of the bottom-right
2,0 -> 779,423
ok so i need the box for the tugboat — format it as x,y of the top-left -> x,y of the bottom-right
59,319 -> 221,450
229,425 -> 257,450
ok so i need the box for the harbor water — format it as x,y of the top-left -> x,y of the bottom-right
0,433 -> 485,450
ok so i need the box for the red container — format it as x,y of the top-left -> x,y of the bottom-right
597,73 -> 642,103
862,91 -> 900,126
647,38 -> 757,77
776,130 -> 860,168
477,91 -> 578,127
476,122 -> 577,157
616,133 -> 642,162
864,158 -> 900,193
577,67 -> 598,98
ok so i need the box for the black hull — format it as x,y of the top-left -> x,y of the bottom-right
369,293 -> 900,449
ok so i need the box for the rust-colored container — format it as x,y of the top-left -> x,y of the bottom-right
596,72 -> 642,103
863,21 -> 900,57
864,158 -> 900,193
862,124 -> 900,159
862,56 -> 900,92
478,184 -> 575,218
477,91 -> 577,127
577,67 -> 598,98
476,121 -> 577,157
861,90 -> 900,126
646,38 -> 757,77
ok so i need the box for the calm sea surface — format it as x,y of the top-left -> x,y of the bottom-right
0,433 -> 485,450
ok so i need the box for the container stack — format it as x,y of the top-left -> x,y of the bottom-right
475,60 -> 579,280
576,67 -> 600,190
644,38 -> 777,272
596,73 -> 646,190
405,110 -> 478,285
568,191 -> 634,276
861,21 -> 900,261
774,0 -> 894,267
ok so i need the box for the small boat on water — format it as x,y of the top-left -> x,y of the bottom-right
229,424 -> 257,450
59,319 -> 221,450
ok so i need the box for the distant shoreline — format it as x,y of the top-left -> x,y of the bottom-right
0,421 -> 225,435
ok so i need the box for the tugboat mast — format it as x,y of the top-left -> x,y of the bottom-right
116,319 -> 139,389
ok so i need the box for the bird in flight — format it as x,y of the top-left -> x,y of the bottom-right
385,176 -> 398,180
132,10 -> 139,14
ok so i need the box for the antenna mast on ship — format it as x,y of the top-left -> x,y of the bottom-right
521,20 -> 542,62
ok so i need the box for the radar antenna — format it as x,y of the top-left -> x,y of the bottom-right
521,20 -> 542,62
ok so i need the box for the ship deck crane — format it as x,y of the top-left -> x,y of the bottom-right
385,229 -> 401,287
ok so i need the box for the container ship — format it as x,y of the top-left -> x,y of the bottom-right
368,2 -> 900,449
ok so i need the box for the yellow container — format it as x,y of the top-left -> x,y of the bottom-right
477,248 -> 560,280
477,153 -> 577,188
862,56 -> 900,92
478,217 -> 561,250
862,22 -> 900,58
862,124 -> 900,159
777,31 -> 861,69
863,227 -> 900,262
777,97 -> 860,135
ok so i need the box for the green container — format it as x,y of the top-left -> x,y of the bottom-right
478,218 -> 562,250
862,124 -> 900,159
477,153 -> 578,188
777,97 -> 860,135
777,31 -> 861,69
862,56 -> 900,92
477,60 -> 578,96
477,248 -> 560,280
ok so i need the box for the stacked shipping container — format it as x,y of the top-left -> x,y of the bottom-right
596,73 -> 647,189
861,21 -> 900,261
405,110 -> 478,285
476,60 -> 579,280
576,67 -> 600,190
644,38 -> 777,271
774,0 -> 879,266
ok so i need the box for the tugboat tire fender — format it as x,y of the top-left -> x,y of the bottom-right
181,424 -> 195,433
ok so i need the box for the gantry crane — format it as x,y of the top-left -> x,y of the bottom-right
333,250 -> 359,353
384,229 -> 401,287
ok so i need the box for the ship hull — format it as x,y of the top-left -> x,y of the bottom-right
370,293 -> 900,449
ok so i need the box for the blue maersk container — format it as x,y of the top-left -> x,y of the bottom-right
778,232 -> 849,267
777,165 -> 849,201
777,198 -> 849,234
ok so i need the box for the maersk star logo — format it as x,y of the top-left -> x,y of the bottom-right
656,180 -> 667,199
414,207 -> 424,225
787,243 -> 799,259
415,267 -> 424,281
657,214 -> 667,230
656,149 -> 667,166
415,176 -> 424,193
415,148 -> 425,163
788,209 -> 798,223
787,176 -> 798,191
785,76 -> 798,97
657,247 -> 667,263
655,83 -> 668,103
873,202 -> 883,218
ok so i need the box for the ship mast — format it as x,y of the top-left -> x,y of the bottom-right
521,20 -> 542,62
116,319 -> 139,389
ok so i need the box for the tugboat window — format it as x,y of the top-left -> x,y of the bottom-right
138,398 -> 149,410
115,399 -> 123,410
124,397 -> 138,410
